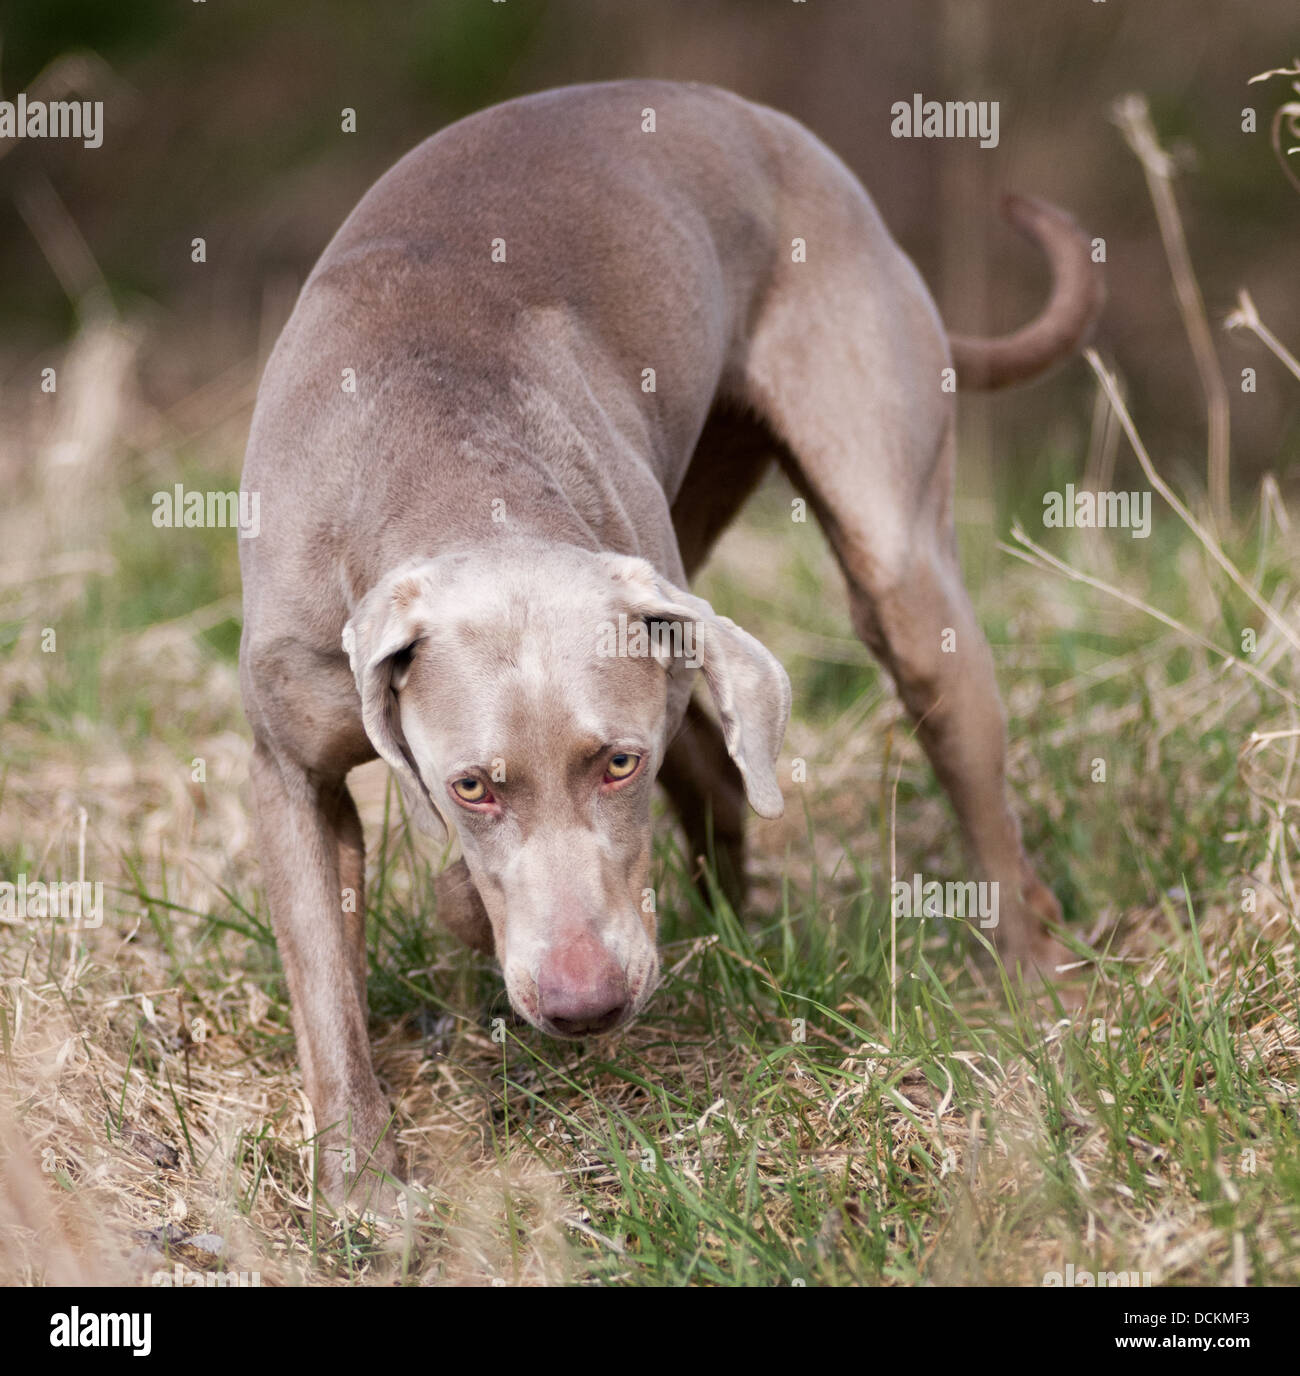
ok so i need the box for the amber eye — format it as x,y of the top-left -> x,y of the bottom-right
451,777 -> 488,803
604,752 -> 641,782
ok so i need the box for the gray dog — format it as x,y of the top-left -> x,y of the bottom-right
239,80 -> 1102,1207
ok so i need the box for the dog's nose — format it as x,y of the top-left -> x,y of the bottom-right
537,935 -> 629,1037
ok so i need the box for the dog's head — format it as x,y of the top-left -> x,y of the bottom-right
343,544 -> 790,1038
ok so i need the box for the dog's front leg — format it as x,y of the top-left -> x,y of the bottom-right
434,858 -> 495,954
658,696 -> 749,914
248,741 -> 396,1209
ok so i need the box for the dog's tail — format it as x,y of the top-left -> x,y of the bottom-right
948,193 -> 1105,390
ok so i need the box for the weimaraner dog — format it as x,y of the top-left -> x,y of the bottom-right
239,80 -> 1102,1207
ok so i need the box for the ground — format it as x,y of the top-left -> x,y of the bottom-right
0,318 -> 1297,1285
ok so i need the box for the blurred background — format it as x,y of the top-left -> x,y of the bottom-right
0,0 -> 1296,511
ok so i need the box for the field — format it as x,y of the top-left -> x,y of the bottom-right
2,294 -> 1298,1285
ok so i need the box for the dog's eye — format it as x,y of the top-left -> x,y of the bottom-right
451,777 -> 488,803
604,752 -> 641,782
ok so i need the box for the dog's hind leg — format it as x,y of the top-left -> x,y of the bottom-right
737,230 -> 1063,974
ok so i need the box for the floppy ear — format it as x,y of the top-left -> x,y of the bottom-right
342,560 -> 450,842
600,554 -> 792,819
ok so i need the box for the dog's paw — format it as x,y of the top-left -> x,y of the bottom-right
991,865 -> 1091,1001
306,1089 -> 403,1217
308,1141 -> 403,1228
1020,863 -> 1064,929
996,904 -> 1091,1010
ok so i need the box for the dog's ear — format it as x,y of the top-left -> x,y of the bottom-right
600,554 -> 791,819
343,560 -> 450,842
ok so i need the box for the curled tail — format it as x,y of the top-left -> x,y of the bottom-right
949,193 -> 1105,390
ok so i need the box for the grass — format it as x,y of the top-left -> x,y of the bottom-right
2,263 -> 1299,1283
